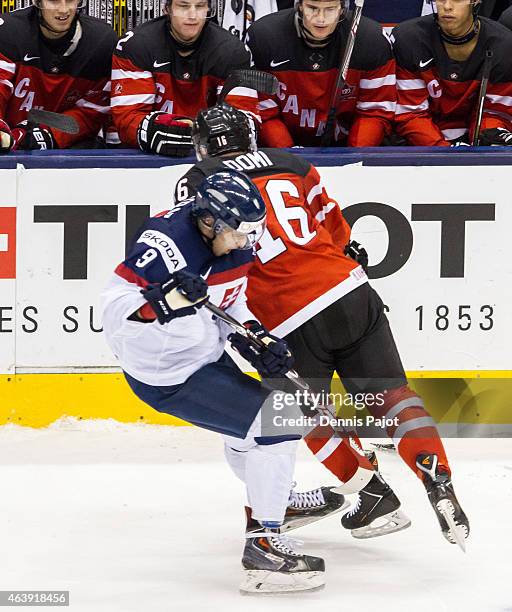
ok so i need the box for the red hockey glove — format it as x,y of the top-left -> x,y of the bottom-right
0,119 -> 14,154
137,111 -> 193,157
11,121 -> 56,151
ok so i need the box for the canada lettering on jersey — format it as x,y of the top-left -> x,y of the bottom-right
175,149 -> 367,335
246,9 -> 396,147
110,17 -> 256,147
393,16 -> 512,145
0,7 -> 117,148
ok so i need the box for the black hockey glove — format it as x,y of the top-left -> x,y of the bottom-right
229,321 -> 294,377
137,111 -> 193,157
478,127 -> 512,146
344,240 -> 369,273
11,121 -> 56,151
0,119 -> 14,154
140,269 -> 208,324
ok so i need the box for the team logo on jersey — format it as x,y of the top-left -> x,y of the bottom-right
218,284 -> 243,309
339,84 -> 356,99
114,83 -> 123,95
183,73 -> 191,80
64,90 -> 81,105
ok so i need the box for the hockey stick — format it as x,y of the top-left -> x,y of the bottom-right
204,301 -> 313,390
472,49 -> 493,146
27,109 -> 80,134
320,0 -> 365,147
217,69 -> 279,104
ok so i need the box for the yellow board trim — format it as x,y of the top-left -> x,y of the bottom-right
1,372 -> 511,428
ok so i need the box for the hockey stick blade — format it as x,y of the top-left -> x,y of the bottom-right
27,109 -> 80,134
218,70 -> 278,103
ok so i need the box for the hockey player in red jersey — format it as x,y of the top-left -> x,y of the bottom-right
0,0 -> 117,152
393,0 -> 512,146
175,103 -> 470,549
245,0 -> 396,147
176,104 -> 415,542
110,0 -> 258,157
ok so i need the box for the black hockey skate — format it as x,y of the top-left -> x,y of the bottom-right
282,485 -> 350,532
341,473 -> 411,539
245,485 -> 349,535
416,453 -> 470,551
364,449 -> 379,469
241,528 -> 325,594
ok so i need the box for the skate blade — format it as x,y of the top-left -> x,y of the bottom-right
280,500 -> 351,533
437,499 -> 468,553
351,509 -> 412,539
240,570 -> 325,594
371,443 -> 396,453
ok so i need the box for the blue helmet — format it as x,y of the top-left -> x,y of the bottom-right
192,170 -> 266,250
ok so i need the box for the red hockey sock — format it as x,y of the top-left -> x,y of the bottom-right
369,385 -> 450,479
304,424 -> 374,493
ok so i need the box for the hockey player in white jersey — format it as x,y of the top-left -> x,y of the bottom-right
101,169 -> 346,593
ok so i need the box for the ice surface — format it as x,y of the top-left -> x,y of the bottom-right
1,419 -> 510,612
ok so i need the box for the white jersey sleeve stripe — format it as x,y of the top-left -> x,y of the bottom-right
0,60 -> 15,74
110,93 -> 156,107
111,69 -> 153,80
359,74 -> 396,89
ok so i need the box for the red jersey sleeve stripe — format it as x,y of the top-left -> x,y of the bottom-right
115,262 -> 151,288
208,262 -> 252,286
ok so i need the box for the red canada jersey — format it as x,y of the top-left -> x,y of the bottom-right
0,7 -> 117,148
111,17 -> 258,147
246,9 -> 396,147
175,149 -> 368,336
392,16 -> 512,145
